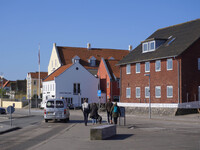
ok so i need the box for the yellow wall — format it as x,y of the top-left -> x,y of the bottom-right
3,101 -> 23,108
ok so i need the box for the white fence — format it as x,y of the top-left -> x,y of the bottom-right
118,101 -> 200,109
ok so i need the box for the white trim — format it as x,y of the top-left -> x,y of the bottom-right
167,86 -> 173,98
126,87 -> 131,98
155,60 -> 161,72
126,64 -> 131,74
167,58 -> 173,71
145,62 -> 150,72
136,87 -> 140,98
155,86 -> 161,98
136,63 -> 140,73
142,41 -> 155,53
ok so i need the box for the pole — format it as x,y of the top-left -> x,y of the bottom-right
37,43 -> 41,108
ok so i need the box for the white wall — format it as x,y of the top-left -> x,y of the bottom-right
48,43 -> 61,75
55,63 -> 99,107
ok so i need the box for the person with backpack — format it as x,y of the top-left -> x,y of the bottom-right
82,99 -> 90,126
111,102 -> 121,125
105,99 -> 113,124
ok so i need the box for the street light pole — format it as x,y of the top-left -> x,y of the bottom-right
0,73 -> 3,100
144,74 -> 151,119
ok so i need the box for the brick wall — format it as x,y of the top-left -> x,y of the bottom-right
120,58 -> 179,103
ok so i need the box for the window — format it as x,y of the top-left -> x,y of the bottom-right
142,41 -> 155,53
126,87 -> 131,98
136,87 -> 140,98
155,86 -> 161,98
107,82 -> 109,88
167,86 -> 173,98
73,83 -> 80,95
145,62 -> 150,72
198,58 -> 200,70
136,63 -> 140,73
90,60 -> 96,66
126,64 -> 131,74
46,100 -> 54,108
56,101 -> 64,108
145,86 -> 150,98
34,80 -> 37,86
155,60 -> 161,72
167,59 -> 173,70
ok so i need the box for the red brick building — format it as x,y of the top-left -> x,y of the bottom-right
97,57 -> 129,102
118,19 -> 200,104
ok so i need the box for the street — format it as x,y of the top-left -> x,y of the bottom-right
0,109 -> 200,150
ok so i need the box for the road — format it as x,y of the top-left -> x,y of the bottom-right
0,109 -> 200,150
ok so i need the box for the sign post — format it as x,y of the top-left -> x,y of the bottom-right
7,106 -> 15,126
97,90 -> 101,112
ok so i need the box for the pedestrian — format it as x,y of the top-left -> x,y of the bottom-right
82,99 -> 90,126
90,103 -> 98,125
111,102 -> 121,125
105,99 -> 113,124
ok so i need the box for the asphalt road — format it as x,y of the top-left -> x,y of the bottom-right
0,109 -> 200,150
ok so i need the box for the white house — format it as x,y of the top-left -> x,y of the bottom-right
42,62 -> 99,107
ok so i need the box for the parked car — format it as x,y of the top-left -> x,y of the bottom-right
44,99 -> 70,123
0,107 -> 6,114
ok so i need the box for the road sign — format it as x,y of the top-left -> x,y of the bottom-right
97,90 -> 101,97
7,106 -> 15,114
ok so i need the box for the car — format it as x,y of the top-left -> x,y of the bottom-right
0,107 -> 6,114
44,99 -> 70,123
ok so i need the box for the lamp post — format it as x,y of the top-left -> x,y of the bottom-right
144,74 -> 151,119
0,73 -> 3,100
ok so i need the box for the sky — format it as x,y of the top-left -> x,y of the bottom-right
0,0 -> 200,80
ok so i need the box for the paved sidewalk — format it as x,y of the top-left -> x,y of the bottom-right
28,110 -> 200,150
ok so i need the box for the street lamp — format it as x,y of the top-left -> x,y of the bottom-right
0,73 -> 3,100
144,74 -> 151,119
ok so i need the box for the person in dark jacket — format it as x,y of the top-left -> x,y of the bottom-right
105,99 -> 113,124
110,102 -> 121,125
90,103 -> 98,125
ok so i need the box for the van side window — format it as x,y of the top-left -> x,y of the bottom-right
46,101 -> 54,108
56,101 -> 64,108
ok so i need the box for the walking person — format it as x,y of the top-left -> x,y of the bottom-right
105,99 -> 113,124
82,99 -> 90,126
90,103 -> 98,125
111,102 -> 121,125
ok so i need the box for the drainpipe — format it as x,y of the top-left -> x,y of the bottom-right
177,59 -> 180,104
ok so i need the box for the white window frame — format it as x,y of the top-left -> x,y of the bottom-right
126,87 -> 131,98
142,41 -> 155,53
198,58 -> 200,70
145,62 -> 150,72
155,60 -> 161,72
155,86 -> 161,98
167,86 -> 173,98
136,87 -> 140,98
145,86 -> 150,98
126,64 -> 131,74
136,63 -> 140,73
167,58 -> 173,70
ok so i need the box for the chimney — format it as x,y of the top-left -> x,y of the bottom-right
129,45 -> 132,51
53,43 -> 56,47
87,43 -> 91,50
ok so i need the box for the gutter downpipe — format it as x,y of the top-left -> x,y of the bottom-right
176,58 -> 180,104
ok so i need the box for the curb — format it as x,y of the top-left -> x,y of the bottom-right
0,126 -> 21,135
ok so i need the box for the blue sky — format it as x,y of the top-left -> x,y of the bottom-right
1,0 -> 200,80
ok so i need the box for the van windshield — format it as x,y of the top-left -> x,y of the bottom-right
56,101 -> 64,108
46,101 -> 54,108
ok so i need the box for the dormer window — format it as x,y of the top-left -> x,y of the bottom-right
72,55 -> 80,64
108,56 -> 115,60
142,41 -> 155,53
88,56 -> 96,67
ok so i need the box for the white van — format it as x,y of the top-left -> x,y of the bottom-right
44,99 -> 70,123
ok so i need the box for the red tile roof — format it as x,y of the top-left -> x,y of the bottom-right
44,64 -> 73,82
57,46 -> 129,67
105,60 -> 121,79
28,72 -> 48,79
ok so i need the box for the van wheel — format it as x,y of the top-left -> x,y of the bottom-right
45,119 -> 48,123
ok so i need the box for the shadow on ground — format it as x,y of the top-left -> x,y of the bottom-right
107,134 -> 134,140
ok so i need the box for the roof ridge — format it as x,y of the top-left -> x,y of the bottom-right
157,18 -> 200,31
57,46 -> 128,51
